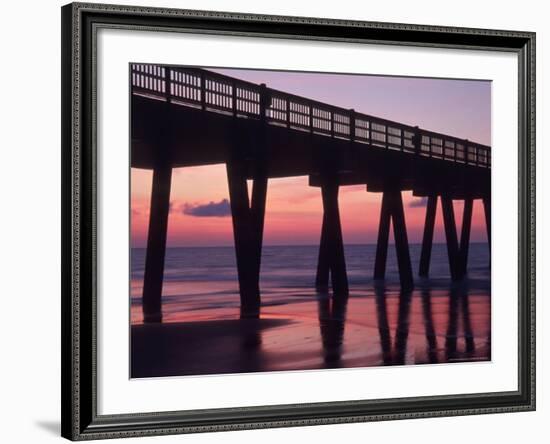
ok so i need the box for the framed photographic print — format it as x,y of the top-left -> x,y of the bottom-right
61,2 -> 535,440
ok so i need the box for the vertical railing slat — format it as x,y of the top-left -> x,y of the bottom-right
201,73 -> 206,110
350,109 -> 355,142
165,67 -> 171,102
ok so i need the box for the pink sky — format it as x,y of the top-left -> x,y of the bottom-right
131,165 -> 488,247
131,68 -> 490,248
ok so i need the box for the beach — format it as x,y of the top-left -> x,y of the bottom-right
131,243 -> 491,378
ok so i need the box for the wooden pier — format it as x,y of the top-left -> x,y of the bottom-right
131,64 -> 491,323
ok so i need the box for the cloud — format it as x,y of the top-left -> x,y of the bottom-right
408,197 -> 428,208
182,199 -> 232,217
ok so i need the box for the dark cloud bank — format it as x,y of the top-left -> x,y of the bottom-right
182,199 -> 231,217
408,197 -> 428,208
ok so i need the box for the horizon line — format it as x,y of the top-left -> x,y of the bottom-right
131,242 -> 489,249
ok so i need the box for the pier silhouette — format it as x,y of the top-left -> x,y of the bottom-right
131,63 -> 491,323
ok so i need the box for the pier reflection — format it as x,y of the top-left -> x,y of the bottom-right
374,285 -> 412,365
445,282 -> 476,361
420,287 -> 438,364
372,282 -> 481,366
317,292 -> 349,367
131,280 -> 490,377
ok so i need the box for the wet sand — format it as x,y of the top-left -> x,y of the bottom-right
131,285 -> 491,378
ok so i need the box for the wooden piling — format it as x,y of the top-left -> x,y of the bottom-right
483,195 -> 491,249
315,215 -> 330,291
227,161 -> 265,318
373,190 -> 413,290
142,164 -> 172,323
441,196 -> 461,281
320,182 -> 349,296
459,198 -> 473,278
250,173 -> 268,287
389,190 -> 414,291
419,195 -> 437,277
373,192 -> 391,279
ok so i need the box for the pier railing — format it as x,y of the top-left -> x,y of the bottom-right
131,64 -> 491,168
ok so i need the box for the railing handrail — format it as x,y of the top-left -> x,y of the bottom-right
169,66 -> 490,149
131,63 -> 491,168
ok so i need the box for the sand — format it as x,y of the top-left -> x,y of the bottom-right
131,289 -> 491,378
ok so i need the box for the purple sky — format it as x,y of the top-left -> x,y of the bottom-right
213,68 -> 491,146
132,66 -> 491,247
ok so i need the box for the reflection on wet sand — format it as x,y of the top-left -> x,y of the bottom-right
445,281 -> 479,361
131,280 -> 490,378
370,281 -> 489,369
317,292 -> 348,367
420,287 -> 438,364
374,284 -> 412,365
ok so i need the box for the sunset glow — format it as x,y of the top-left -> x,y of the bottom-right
131,165 -> 488,248
131,68 -> 490,248
130,65 -> 492,378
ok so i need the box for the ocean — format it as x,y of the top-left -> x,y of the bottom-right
130,243 -> 491,377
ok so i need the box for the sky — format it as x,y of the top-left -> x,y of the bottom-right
131,67 -> 491,248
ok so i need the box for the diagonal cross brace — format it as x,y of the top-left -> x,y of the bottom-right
315,182 -> 349,297
419,195 -> 476,280
226,161 -> 268,318
373,190 -> 414,291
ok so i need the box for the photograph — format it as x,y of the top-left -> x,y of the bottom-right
130,64 -> 492,378
0,0 -> 544,441
57,1 -> 536,440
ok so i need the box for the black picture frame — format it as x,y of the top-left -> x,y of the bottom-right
61,2 -> 536,440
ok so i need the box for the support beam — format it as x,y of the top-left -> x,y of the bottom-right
142,164 -> 172,323
389,190 -> 414,291
315,215 -> 330,291
373,190 -> 414,291
441,196 -> 461,281
227,162 -> 267,318
459,198 -> 473,278
483,195 -> 491,250
419,195 -> 437,277
250,174 -> 268,287
320,182 -> 349,296
373,192 -> 391,279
